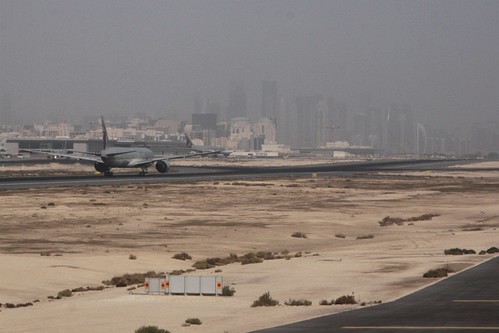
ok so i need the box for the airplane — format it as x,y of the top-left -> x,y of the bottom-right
22,117 -> 221,176
184,133 -> 232,157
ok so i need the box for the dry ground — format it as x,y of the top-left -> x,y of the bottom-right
0,161 -> 498,333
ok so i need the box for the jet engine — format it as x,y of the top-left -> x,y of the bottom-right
94,162 -> 109,173
155,160 -> 169,173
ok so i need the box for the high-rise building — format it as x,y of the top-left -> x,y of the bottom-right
366,106 -> 385,148
295,95 -> 325,148
206,101 -> 221,118
0,95 -> 13,125
192,113 -> 217,131
327,99 -> 348,142
352,112 -> 369,146
276,97 -> 291,145
228,81 -> 247,120
261,80 -> 278,121
386,104 -> 416,155
193,91 -> 204,114
315,99 -> 328,147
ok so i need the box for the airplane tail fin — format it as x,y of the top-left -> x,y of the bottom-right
185,133 -> 193,148
101,116 -> 109,150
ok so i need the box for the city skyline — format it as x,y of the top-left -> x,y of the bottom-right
1,1 -> 498,148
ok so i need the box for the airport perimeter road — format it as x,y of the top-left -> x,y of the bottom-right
250,256 -> 499,333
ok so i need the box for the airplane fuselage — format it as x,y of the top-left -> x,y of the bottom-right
100,147 -> 155,168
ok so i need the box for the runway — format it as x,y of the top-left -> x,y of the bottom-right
1,159 -> 493,190
250,256 -> 499,333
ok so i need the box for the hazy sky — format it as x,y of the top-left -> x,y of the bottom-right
1,0 -> 498,128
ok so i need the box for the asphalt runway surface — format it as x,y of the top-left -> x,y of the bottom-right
1,159 -> 496,190
250,256 -> 499,333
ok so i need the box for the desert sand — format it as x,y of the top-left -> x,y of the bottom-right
0,160 -> 498,333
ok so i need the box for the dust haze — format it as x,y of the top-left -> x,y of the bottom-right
1,0 -> 498,130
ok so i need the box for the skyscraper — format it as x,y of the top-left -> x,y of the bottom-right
261,80 -> 278,121
0,95 -> 13,125
227,81 -> 247,121
295,95 -> 325,148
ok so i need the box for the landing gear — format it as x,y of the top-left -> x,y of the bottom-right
139,168 -> 148,176
104,170 -> 114,177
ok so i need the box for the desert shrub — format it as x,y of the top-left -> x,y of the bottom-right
40,252 -> 51,256
462,227 -> 483,231
172,252 -> 192,261
285,299 -> 312,306
335,233 -> 346,239
407,213 -> 440,222
356,234 -> 374,240
103,271 -> 162,287
241,252 -> 264,265
71,287 -> 87,292
291,232 -> 307,239
192,260 -> 213,270
479,250 -> 487,255
251,292 -> 279,307
135,326 -> 170,333
379,214 -> 440,226
487,247 -> 499,254
57,289 -> 73,298
129,254 -> 137,260
423,267 -> 453,278
169,270 -> 185,276
192,254 -> 240,270
334,295 -> 357,305
222,286 -> 236,296
15,302 -> 33,307
319,299 -> 333,306
294,252 -> 302,258
185,318 -> 202,325
47,202 -> 56,206
5,303 -> 16,308
444,248 -> 476,255
256,251 -> 276,260
379,216 -> 405,226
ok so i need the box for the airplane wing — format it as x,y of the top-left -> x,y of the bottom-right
165,150 -> 223,160
20,149 -> 103,163
127,150 -> 222,168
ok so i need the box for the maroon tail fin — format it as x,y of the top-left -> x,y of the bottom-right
101,116 -> 109,150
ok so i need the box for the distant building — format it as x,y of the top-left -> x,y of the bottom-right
295,95 -> 326,148
229,117 -> 252,141
192,113 -> 217,131
153,119 -> 180,135
253,117 -> 277,144
0,95 -> 14,125
386,104 -> 416,155
228,81 -> 247,120
261,80 -> 278,121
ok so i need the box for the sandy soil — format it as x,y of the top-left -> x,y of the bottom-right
0,162 -> 498,333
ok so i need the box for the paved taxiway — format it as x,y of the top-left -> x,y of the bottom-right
1,159 -> 493,190
251,256 -> 499,333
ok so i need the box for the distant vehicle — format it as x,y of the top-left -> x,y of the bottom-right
16,152 -> 30,159
21,117 -> 221,176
